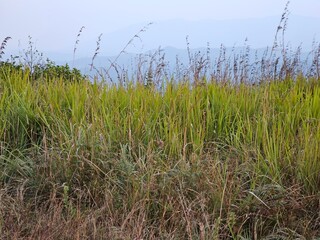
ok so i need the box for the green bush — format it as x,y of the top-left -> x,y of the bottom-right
1,59 -> 86,82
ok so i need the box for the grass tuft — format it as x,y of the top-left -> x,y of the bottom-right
0,67 -> 319,238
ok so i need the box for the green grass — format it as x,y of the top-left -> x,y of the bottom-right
0,67 -> 319,239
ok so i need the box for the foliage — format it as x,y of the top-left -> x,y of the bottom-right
32,60 -> 86,82
0,59 -> 86,82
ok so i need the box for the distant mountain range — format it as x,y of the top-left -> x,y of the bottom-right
2,14 -> 319,78
97,15 -> 319,52
46,14 -> 319,58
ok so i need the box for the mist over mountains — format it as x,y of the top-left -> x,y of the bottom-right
3,14 -> 320,77
94,15 -> 319,54
59,14 -> 319,56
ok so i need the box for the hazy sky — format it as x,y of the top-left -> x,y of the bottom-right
1,0 -> 320,57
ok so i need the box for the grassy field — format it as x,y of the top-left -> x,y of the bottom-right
0,63 -> 319,239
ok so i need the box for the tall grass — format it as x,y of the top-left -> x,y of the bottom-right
0,64 -> 319,238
